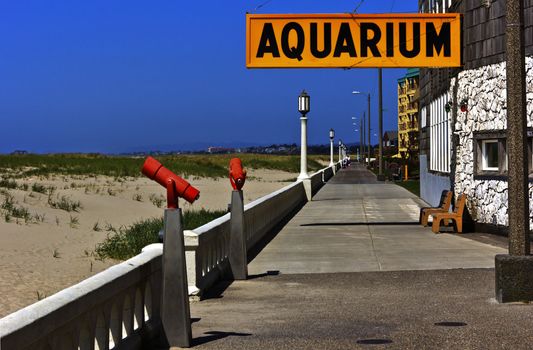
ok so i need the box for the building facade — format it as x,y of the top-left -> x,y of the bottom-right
397,69 -> 420,159
418,0 -> 533,233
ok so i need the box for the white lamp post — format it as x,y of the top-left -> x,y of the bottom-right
329,128 -> 335,167
338,140 -> 342,163
297,90 -> 311,181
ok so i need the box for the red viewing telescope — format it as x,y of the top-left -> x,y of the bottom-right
229,158 -> 246,191
141,156 -> 200,208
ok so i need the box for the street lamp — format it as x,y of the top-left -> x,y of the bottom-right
352,91 -> 371,167
338,139 -> 342,164
297,90 -> 310,181
353,69 -> 385,180
329,128 -> 335,167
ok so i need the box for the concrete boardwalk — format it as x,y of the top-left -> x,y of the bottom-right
248,164 -> 505,275
183,166 -> 533,350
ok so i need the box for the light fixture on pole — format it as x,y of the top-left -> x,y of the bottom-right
329,128 -> 335,167
297,90 -> 311,181
352,91 -> 371,167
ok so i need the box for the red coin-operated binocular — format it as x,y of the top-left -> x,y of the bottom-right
229,158 -> 246,191
141,156 -> 200,208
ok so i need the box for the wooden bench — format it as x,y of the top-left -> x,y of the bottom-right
419,190 -> 453,226
431,194 -> 467,233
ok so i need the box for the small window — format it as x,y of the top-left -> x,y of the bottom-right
481,140 -> 498,171
474,131 -> 507,176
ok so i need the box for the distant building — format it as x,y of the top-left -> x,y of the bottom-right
397,68 -> 420,159
383,131 -> 398,147
11,150 -> 28,155
207,147 -> 235,154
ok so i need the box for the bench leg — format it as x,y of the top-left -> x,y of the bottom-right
432,217 -> 441,233
455,218 -> 463,233
420,209 -> 429,226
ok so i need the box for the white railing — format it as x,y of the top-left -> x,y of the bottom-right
0,244 -> 163,350
184,165 -> 336,296
0,164 -> 338,349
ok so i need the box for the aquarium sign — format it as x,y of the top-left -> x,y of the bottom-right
246,13 -> 461,68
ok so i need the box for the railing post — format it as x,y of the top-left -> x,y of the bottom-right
160,208 -> 192,348
229,190 -> 248,280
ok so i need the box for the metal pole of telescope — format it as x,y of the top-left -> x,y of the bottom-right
495,0 -> 533,303
161,206 -> 192,348
230,189 -> 247,280
367,93 -> 371,167
378,68 -> 384,180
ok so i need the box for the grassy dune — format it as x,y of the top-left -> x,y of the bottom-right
0,153 -> 328,179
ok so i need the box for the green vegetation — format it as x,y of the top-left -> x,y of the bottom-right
0,153 -> 325,179
149,193 -> 165,208
69,215 -> 80,228
396,180 -> 420,197
0,178 -> 18,189
1,193 -> 32,223
31,183 -> 48,194
48,194 -> 82,212
94,209 -> 226,260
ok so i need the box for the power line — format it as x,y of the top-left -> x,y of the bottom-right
253,0 -> 273,12
352,0 -> 365,14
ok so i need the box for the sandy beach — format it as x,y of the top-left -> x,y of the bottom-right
0,168 -> 297,318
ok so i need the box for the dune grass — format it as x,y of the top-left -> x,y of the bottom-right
0,153 -> 326,179
94,209 -> 227,260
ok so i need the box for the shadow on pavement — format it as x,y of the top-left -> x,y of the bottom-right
247,270 -> 280,280
300,221 -> 419,226
356,338 -> 393,345
192,331 -> 252,346
200,280 -> 232,300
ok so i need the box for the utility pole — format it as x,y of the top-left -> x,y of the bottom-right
360,117 -> 363,163
378,68 -> 384,180
495,0 -> 533,303
367,94 -> 371,167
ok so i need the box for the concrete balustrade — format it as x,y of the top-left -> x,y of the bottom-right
0,244 -> 163,350
0,164 -> 339,348
185,165 -> 337,296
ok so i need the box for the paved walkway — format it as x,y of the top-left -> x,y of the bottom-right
182,166 -> 533,350
248,164 -> 505,275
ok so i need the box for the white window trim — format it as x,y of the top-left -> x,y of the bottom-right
481,139 -> 499,171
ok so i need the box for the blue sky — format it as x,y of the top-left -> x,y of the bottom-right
0,0 -> 418,154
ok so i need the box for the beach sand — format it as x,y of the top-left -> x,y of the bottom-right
0,169 -> 296,317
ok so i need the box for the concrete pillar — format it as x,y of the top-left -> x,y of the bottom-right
160,208 -> 192,348
495,0 -> 533,303
229,190 -> 247,280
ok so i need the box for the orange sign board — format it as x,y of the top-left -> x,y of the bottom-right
246,13 -> 461,68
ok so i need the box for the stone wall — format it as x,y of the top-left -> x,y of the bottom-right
453,56 -> 533,227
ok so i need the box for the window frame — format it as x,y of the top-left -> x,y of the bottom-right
474,131 -> 507,177
481,139 -> 499,171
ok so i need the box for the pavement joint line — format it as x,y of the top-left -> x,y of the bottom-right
362,197 -> 383,271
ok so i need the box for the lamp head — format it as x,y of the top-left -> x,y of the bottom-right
298,90 -> 310,114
